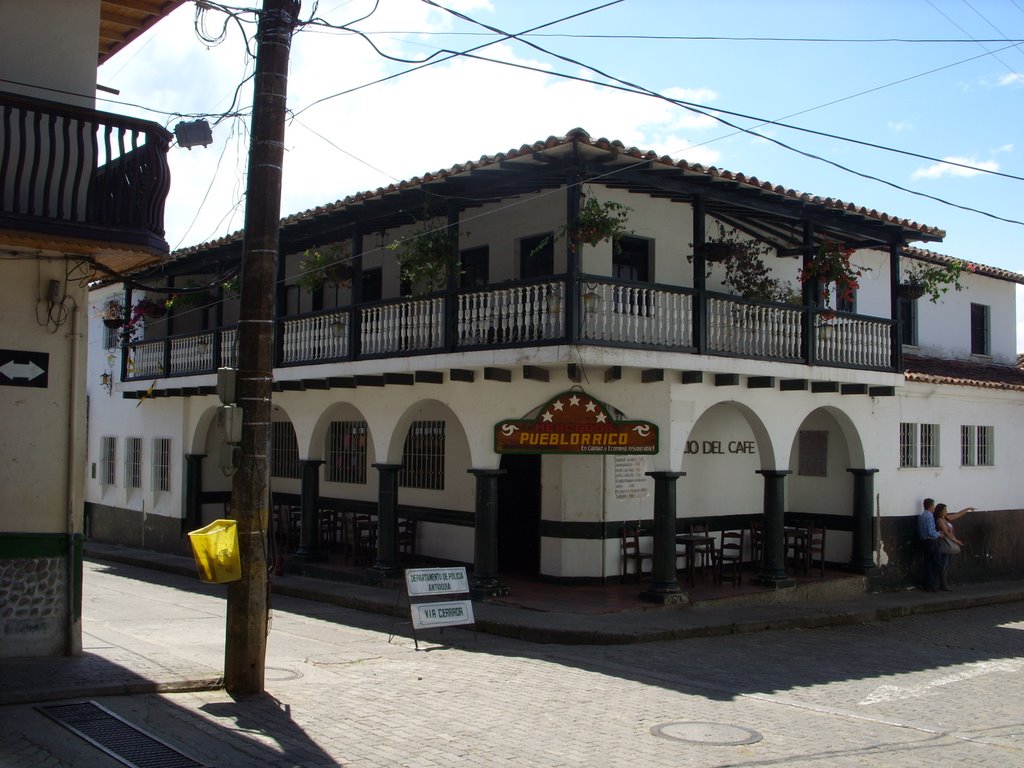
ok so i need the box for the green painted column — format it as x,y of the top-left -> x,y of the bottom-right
372,463 -> 402,576
183,454 -> 205,535
756,470 -> 794,587
468,468 -> 508,597
848,468 -> 879,572
641,471 -> 686,605
295,460 -> 325,561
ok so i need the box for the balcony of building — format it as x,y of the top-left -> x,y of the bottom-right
0,90 -> 171,272
119,271 -> 897,386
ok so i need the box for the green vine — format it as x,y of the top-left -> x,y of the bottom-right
388,221 -> 454,294
903,259 -> 974,303
296,244 -> 353,293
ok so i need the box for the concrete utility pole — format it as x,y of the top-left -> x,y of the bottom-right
225,0 -> 300,696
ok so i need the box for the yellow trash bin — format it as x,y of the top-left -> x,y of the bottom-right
188,519 -> 241,583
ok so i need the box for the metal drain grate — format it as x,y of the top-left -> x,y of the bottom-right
36,700 -> 207,768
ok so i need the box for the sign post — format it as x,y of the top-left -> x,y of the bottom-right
402,567 -> 474,649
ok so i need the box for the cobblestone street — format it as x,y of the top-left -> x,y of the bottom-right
2,561 -> 1022,767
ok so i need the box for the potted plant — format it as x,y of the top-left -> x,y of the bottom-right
530,192 -> 634,261
388,222 -> 454,294
901,258 -> 974,303
799,240 -> 868,311
296,244 -> 353,293
132,296 -> 168,320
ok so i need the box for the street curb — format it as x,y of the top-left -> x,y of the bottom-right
84,545 -> 1024,646
0,678 -> 225,707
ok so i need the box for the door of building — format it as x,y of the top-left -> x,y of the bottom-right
497,454 -> 541,575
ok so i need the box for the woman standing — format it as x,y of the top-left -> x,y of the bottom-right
934,503 -> 973,591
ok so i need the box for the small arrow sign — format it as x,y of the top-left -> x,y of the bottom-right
0,350 -> 49,388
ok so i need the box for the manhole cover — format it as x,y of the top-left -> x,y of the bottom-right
265,666 -> 302,681
651,721 -> 763,746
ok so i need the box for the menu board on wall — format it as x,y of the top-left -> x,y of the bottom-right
613,455 -> 649,500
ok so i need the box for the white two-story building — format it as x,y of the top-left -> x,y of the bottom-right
84,128 -> 1024,601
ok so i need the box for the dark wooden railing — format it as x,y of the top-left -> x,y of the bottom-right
1,91 -> 171,243
123,276 -> 896,381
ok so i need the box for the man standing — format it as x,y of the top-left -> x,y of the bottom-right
917,497 -> 942,592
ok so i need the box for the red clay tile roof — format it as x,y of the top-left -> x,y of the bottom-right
904,354 -> 1024,391
175,128 -> 946,258
902,246 -> 1024,286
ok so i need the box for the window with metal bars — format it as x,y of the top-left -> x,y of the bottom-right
326,421 -> 367,484
152,437 -> 171,492
100,436 -> 116,486
961,425 -> 994,467
271,421 -> 301,479
900,423 -> 939,468
400,420 -> 445,490
919,424 -> 939,467
125,437 -> 142,489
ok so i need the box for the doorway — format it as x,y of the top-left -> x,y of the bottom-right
497,454 -> 541,575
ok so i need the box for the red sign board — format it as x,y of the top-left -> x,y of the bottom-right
495,391 -> 658,455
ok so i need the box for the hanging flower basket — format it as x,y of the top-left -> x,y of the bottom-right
103,316 -> 123,329
898,282 -> 926,300
901,259 -> 974,303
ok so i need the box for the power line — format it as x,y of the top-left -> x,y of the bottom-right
417,0 -> 1024,227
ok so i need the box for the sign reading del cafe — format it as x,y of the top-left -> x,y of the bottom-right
494,391 -> 658,455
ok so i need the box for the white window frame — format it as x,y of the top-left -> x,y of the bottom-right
961,425 -> 993,467
900,422 -> 939,468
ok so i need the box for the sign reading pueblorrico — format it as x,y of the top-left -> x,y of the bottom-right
494,391 -> 658,455
405,567 -> 474,630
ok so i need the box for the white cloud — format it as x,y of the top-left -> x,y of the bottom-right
911,156 -> 999,180
998,73 -> 1024,87
888,120 -> 911,133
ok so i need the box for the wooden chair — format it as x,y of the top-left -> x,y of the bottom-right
346,513 -> 376,566
718,529 -> 745,585
686,524 -> 716,580
804,524 -> 826,576
397,518 -> 417,561
749,517 -> 764,569
620,526 -> 652,581
785,525 -> 810,572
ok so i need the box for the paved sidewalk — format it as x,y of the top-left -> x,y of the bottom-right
3,542 -> 1022,708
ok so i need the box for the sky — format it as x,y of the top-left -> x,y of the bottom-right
98,0 -> 1024,348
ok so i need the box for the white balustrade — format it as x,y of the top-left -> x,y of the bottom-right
816,317 -> 891,368
220,329 -> 238,369
456,282 -> 564,346
281,312 -> 348,364
126,341 -> 164,378
361,298 -> 443,355
581,281 -> 693,348
707,297 -> 802,358
170,333 -> 214,374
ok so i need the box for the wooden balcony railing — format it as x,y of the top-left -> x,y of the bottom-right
1,91 -> 171,246
121,276 -> 896,381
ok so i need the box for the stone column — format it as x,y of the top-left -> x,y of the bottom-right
641,471 -> 686,605
372,463 -> 402,576
294,460 -> 325,561
468,468 -> 509,597
756,470 -> 794,588
848,468 -> 879,572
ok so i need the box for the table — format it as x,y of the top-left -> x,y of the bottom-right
675,534 -> 716,586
